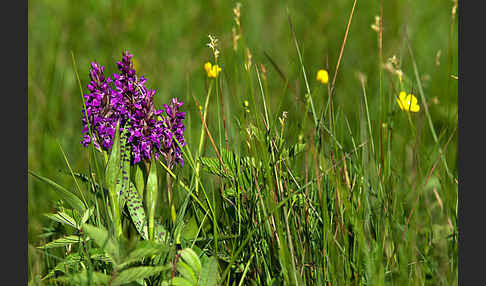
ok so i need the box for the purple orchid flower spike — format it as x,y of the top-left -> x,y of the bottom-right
81,51 -> 185,169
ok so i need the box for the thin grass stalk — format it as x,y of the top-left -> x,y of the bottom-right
406,40 -> 453,181
256,65 -> 270,131
287,11 -> 318,128
195,80 -> 214,195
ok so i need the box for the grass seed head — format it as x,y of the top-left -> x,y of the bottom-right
207,34 -> 220,60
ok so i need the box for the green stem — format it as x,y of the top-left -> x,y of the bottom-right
167,172 -> 176,225
146,160 -> 158,241
108,188 -> 122,238
195,81 -> 214,195
104,154 -> 122,238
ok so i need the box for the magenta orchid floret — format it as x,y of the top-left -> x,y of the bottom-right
81,51 -> 185,167
161,98 -> 186,169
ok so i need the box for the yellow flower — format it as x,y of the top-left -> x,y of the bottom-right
204,62 -> 222,78
204,62 -> 212,73
396,91 -> 420,112
243,100 -> 250,113
211,65 -> 222,77
316,69 -> 329,84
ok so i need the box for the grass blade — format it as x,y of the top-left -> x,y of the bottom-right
28,170 -> 86,214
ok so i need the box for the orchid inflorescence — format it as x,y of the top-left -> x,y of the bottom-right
81,51 -> 185,168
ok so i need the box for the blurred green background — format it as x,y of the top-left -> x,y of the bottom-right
28,0 -> 457,278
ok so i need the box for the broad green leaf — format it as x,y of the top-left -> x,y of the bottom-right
104,122 -> 123,238
124,181 -> 148,240
180,248 -> 202,275
171,277 -> 194,286
111,265 -> 171,286
155,220 -> 168,242
81,223 -> 120,265
112,123 -> 142,237
28,170 -> 86,214
37,235 -> 85,249
146,157 -> 159,241
198,256 -> 219,286
44,212 -> 77,229
176,261 -> 197,285
89,248 -> 113,263
81,207 -> 93,225
118,240 -> 169,269
181,216 -> 199,241
133,163 -> 146,198
105,121 -> 121,193
117,123 -> 132,208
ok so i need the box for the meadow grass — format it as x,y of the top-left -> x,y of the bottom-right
28,0 -> 458,284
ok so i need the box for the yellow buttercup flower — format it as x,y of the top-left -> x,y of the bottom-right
396,91 -> 420,112
316,69 -> 329,84
204,62 -> 222,78
211,65 -> 222,77
204,62 -> 212,73
243,100 -> 250,113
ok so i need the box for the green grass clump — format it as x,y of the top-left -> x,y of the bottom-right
28,0 -> 457,285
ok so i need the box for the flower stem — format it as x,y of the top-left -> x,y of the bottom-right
167,172 -> 176,225
146,159 -> 158,241
104,153 -> 122,238
195,81 -> 214,195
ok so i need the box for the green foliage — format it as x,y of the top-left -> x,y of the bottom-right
29,0 -> 457,284
111,265 -> 171,286
105,121 -> 122,194
28,170 -> 86,214
172,248 -> 219,286
198,256 -> 219,286
42,253 -> 83,280
44,211 -> 77,229
146,157 -> 159,241
44,223 -> 173,284
117,240 -> 169,269
37,235 -> 86,250
54,270 -> 111,285
124,180 -> 149,240
179,248 -> 202,275
82,223 -> 122,265
105,121 -> 124,237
